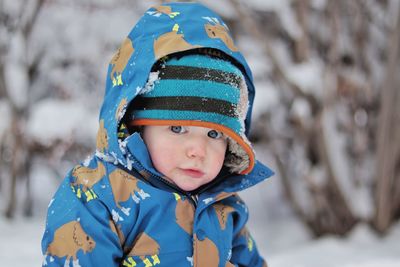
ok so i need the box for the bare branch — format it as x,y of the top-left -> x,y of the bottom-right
293,0 -> 310,63
22,0 -> 46,39
229,0 -> 320,113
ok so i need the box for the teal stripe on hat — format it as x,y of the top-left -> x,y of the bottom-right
141,79 -> 240,103
133,109 -> 243,133
166,55 -> 243,76
158,65 -> 242,88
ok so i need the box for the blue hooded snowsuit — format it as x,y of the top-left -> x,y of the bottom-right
41,2 -> 274,267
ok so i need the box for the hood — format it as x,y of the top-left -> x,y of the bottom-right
95,2 -> 258,173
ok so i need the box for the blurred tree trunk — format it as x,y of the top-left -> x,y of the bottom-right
0,41 -> 6,194
374,3 -> 400,233
0,0 -> 44,218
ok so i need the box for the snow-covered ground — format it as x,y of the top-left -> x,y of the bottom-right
242,186 -> 400,267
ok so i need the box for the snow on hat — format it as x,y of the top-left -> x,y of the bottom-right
129,54 -> 255,174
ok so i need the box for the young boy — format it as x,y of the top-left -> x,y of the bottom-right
42,2 -> 273,267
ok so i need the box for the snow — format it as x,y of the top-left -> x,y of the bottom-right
0,100 -> 11,139
246,0 -> 291,13
285,58 -> 325,96
291,97 -> 312,121
27,99 -> 98,146
266,222 -> 400,266
310,0 -> 328,10
251,80 -> 279,119
0,217 -> 45,266
201,0 -> 237,18
139,71 -> 160,95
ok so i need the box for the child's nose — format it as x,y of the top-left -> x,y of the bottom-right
186,137 -> 207,159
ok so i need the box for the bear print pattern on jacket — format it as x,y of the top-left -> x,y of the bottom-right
45,221 -> 95,266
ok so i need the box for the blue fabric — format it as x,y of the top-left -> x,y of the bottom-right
41,2 -> 274,267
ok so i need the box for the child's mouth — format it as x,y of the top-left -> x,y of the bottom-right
181,168 -> 204,178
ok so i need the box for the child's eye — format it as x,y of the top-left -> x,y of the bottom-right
170,126 -> 187,134
208,130 -> 224,139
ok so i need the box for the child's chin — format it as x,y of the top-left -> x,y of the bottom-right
177,183 -> 201,192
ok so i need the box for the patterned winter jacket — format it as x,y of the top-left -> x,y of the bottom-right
41,2 -> 274,267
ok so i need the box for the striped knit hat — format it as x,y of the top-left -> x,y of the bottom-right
129,54 -> 255,174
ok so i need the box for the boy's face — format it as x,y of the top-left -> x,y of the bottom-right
142,125 -> 228,191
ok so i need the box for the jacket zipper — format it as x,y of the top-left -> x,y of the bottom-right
187,193 -> 198,207
116,162 -> 198,208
